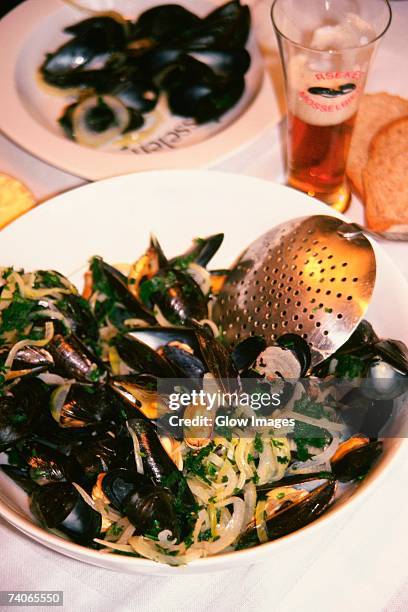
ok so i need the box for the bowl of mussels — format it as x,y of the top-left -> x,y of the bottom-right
0,171 -> 407,574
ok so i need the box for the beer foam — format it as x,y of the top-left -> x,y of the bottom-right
311,13 -> 376,51
287,14 -> 375,127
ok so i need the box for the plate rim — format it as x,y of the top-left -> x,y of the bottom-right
0,169 -> 407,573
0,0 -> 280,180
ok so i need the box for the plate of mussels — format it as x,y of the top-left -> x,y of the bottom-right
0,0 -> 278,180
0,170 -> 407,574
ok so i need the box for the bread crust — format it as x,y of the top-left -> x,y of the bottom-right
363,117 -> 408,231
347,93 -> 408,196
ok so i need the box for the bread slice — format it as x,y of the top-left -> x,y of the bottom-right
347,93 -> 408,195
0,173 -> 35,228
363,117 -> 408,231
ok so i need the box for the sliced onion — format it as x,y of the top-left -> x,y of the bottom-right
287,435 -> 339,474
50,381 -> 73,423
255,500 -> 268,544
283,409 -> 346,434
187,263 -> 211,295
200,497 -> 245,555
73,96 -> 130,148
94,539 -> 133,553
38,373 -> 69,386
257,437 -> 275,485
126,422 -> 144,474
129,536 -> 203,565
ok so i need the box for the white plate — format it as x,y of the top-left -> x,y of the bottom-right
0,0 -> 279,180
0,170 -> 407,575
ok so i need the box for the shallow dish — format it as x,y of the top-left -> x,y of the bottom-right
0,0 -> 278,180
0,170 -> 406,575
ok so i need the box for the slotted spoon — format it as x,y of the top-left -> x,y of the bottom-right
212,215 -> 376,367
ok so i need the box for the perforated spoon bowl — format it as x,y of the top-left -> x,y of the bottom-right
212,215 -> 376,367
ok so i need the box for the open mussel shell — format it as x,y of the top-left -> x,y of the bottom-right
64,16 -> 128,45
176,0 -> 250,50
340,388 -> 394,437
41,35 -> 104,80
141,268 -> 208,325
0,345 -> 54,372
131,5 -> 202,43
0,379 -> 45,449
91,257 -> 155,324
232,336 -> 267,372
114,334 -> 176,377
75,435 -> 119,480
126,327 -> 201,354
238,481 -> 336,549
331,437 -> 383,482
110,373 -> 169,421
113,79 -> 159,113
30,482 -> 102,546
188,48 -> 250,79
38,293 -> 99,345
21,441 -> 83,486
169,233 -> 224,269
161,345 -> 205,381
277,334 -> 312,377
48,334 -> 106,383
50,383 -> 116,430
193,323 -> 239,393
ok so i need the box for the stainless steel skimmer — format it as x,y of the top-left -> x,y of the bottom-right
212,215 -> 376,367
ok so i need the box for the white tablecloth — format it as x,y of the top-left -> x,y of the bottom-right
0,2 -> 407,611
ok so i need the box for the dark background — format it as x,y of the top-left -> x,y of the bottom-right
0,0 -> 24,18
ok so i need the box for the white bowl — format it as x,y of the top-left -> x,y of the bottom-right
0,170 -> 406,575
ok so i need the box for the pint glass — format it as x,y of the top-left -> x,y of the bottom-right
272,0 -> 392,211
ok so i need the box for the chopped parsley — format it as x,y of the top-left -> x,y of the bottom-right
254,433 -> 264,453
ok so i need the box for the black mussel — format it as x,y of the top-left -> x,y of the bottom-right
75,435 -> 118,480
232,336 -> 266,372
374,339 -> 408,375
193,324 -> 239,393
30,482 -> 101,546
64,16 -> 128,47
126,327 -> 201,354
44,68 -> 118,92
176,0 -> 250,50
131,5 -> 201,43
114,334 -> 176,377
168,71 -> 245,123
20,442 -> 82,486
124,485 -> 180,540
0,345 -> 54,372
169,233 -> 224,269
101,467 -> 151,511
188,49 -> 250,79
113,78 -> 159,113
127,417 -> 179,486
0,465 -> 37,494
50,383 -> 116,429
362,356 -> 408,401
140,268 -> 208,325
135,48 -> 184,86
238,481 -> 336,549
48,334 -> 106,383
161,345 -> 205,381
277,334 -> 311,377
337,320 -> 379,355
256,473 -> 334,495
41,34 -> 104,79
340,388 -> 394,437
0,384 -> 42,450
39,294 -> 99,344
110,373 -> 169,420
91,257 -> 155,324
331,437 -> 383,482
